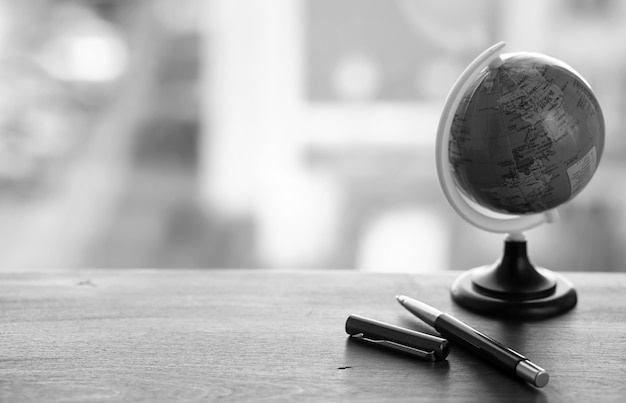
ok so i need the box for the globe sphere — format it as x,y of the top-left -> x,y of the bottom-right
449,53 -> 604,215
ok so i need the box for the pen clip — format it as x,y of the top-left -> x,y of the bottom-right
351,333 -> 437,361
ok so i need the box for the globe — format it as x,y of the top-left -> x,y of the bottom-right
449,52 -> 605,215
435,42 -> 605,318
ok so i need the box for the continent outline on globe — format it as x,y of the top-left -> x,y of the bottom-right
449,53 -> 604,215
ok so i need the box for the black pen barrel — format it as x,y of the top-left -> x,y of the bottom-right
434,314 -> 523,373
396,296 -> 548,387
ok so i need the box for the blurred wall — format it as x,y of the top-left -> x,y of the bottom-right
1,0 -> 625,271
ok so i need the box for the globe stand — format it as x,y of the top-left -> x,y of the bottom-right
451,236 -> 577,319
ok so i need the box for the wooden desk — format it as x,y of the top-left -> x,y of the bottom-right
1,269 -> 625,402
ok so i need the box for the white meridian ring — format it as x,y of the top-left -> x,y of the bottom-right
435,41 -> 557,234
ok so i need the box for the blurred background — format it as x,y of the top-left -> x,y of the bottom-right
1,0 -> 625,272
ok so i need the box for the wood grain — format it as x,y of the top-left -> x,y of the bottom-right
1,270 -> 625,402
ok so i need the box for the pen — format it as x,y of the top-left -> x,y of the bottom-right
396,295 -> 549,388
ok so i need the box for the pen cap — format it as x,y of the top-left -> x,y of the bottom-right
346,314 -> 450,360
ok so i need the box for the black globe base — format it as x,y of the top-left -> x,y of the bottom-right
451,239 -> 577,319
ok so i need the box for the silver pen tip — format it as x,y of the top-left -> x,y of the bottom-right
394,295 -> 440,326
516,360 -> 549,388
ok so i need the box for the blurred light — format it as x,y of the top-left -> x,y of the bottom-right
332,51 -> 381,101
257,171 -> 343,268
357,209 -> 448,272
39,20 -> 127,83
